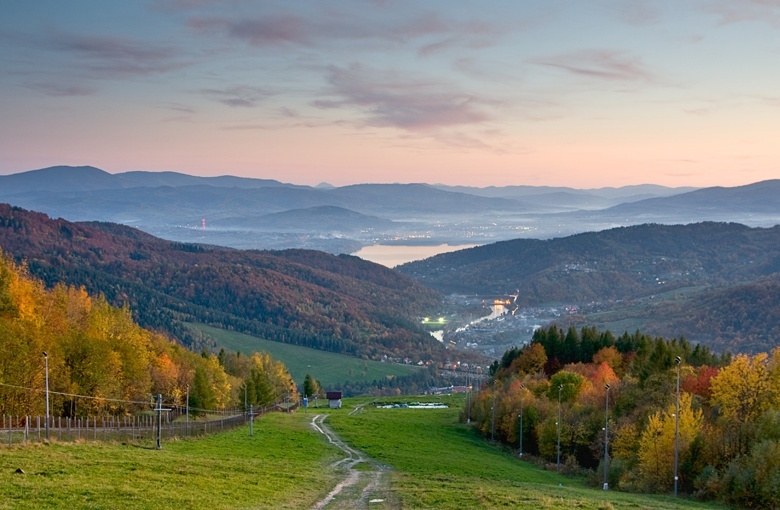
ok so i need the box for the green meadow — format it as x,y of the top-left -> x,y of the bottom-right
0,395 -> 727,509
188,323 -> 423,388
326,395 -> 725,510
0,412 -> 338,510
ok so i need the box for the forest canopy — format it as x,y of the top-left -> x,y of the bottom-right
0,250 -> 297,418
470,326 -> 780,508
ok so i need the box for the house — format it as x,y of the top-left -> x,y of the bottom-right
326,391 -> 342,409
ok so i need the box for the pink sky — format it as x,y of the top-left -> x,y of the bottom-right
1,1 -> 779,188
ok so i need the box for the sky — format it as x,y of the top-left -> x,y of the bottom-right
1,1 -> 779,188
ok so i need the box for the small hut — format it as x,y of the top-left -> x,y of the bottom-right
326,391 -> 342,409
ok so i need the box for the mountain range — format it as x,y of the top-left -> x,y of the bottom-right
2,166 -> 778,255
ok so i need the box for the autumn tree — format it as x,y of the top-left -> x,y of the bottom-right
710,353 -> 777,456
637,393 -> 703,492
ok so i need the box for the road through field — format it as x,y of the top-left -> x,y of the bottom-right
311,413 -> 398,509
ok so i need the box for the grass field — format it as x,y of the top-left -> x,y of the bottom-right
0,395 -> 728,509
326,395 -> 726,510
0,412 -> 339,510
187,323 -> 423,388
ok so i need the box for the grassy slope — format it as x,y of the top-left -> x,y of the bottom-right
327,395 -> 726,510
0,396 -> 727,510
190,323 -> 423,388
0,413 -> 339,510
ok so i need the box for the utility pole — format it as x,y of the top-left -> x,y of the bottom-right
155,394 -> 163,450
490,393 -> 496,441
466,369 -> 471,424
674,356 -> 681,496
557,384 -> 563,472
43,352 -> 50,440
185,384 -> 189,435
518,384 -> 524,458
604,383 -> 610,490
249,404 -> 254,437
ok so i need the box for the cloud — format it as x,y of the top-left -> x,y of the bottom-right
530,49 -> 653,82
27,81 -> 97,97
312,63 -> 493,131
45,32 -> 187,78
188,8 -> 503,52
699,0 -> 780,26
200,85 -> 274,107
599,0 -> 664,26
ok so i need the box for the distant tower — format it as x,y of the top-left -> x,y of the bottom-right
202,218 -> 206,230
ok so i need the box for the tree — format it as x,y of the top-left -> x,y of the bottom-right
637,393 -> 703,492
710,353 -> 776,455
548,370 -> 584,403
303,374 -> 322,398
593,346 -> 624,377
508,343 -> 547,376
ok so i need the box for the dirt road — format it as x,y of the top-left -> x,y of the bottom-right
310,414 -> 399,509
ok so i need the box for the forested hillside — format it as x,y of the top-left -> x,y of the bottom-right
0,204 -> 446,361
399,222 -> 780,353
0,252 -> 297,417
472,326 -> 780,507
399,222 -> 780,300
560,276 -> 780,354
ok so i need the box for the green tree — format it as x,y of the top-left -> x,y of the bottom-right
548,370 -> 584,403
303,374 -> 322,398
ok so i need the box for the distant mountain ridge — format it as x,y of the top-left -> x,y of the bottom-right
0,165 -> 777,255
0,165 -> 299,194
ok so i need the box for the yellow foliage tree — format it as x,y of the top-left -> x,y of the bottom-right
710,352 -> 778,456
637,392 -> 702,492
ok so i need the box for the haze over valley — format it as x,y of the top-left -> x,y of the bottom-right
1,166 -> 778,363
1,166 -> 778,266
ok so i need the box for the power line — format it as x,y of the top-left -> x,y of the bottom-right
0,381 -> 245,416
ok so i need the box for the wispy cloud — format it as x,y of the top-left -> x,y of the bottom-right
27,81 -> 97,97
188,8 -> 503,53
530,49 -> 653,82
599,0 -> 665,26
700,0 -> 780,26
312,63 -> 493,131
45,32 -> 187,78
200,85 -> 274,107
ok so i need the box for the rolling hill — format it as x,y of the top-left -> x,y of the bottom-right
397,222 -> 780,353
0,204 -> 451,362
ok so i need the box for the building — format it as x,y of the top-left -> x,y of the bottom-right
326,391 -> 342,409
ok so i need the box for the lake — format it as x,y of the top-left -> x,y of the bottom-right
353,243 -> 479,268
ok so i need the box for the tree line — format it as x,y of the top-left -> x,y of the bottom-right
470,325 -> 780,508
0,250 -> 297,418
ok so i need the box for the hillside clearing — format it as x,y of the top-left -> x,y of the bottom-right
189,323 -> 424,387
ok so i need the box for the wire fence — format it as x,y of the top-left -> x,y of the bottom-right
0,380 -> 301,447
0,405 -> 290,447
